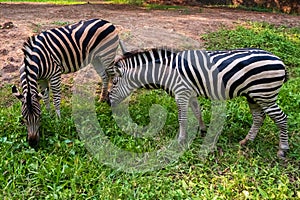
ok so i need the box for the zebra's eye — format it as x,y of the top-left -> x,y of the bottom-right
112,78 -> 118,85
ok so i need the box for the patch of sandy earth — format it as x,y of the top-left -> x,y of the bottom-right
0,3 -> 299,88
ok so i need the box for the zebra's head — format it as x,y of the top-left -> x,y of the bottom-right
108,61 -> 136,107
12,85 -> 43,148
109,66 -> 127,107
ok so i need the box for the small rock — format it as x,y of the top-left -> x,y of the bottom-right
0,49 -> 8,55
2,22 -> 14,29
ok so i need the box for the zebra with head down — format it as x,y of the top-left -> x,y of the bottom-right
13,19 -> 120,147
109,48 -> 289,158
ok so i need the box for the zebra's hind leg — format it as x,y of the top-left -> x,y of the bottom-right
100,73 -> 110,102
239,101 -> 265,146
92,58 -> 110,102
50,74 -> 62,118
38,79 -> 50,111
261,103 -> 289,159
189,96 -> 207,136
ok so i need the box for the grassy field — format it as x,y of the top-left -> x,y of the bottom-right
0,0 -> 85,4
0,20 -> 299,199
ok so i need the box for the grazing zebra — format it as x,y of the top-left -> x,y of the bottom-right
12,18 -> 120,147
109,48 -> 288,158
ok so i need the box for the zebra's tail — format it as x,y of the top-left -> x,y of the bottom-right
284,68 -> 289,83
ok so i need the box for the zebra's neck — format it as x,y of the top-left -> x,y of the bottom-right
23,34 -> 59,80
21,37 -> 42,97
120,50 -> 181,96
20,63 -> 39,96
19,62 -> 40,115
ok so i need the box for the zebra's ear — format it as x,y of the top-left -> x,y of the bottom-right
37,92 -> 44,101
113,65 -> 123,77
119,40 -> 128,54
12,85 -> 24,102
40,87 -> 48,97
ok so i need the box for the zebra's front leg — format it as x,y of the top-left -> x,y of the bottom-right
176,95 -> 190,145
189,96 -> 207,136
239,102 -> 265,146
50,74 -> 62,118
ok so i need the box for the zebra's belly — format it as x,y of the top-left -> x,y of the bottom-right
200,79 -> 284,103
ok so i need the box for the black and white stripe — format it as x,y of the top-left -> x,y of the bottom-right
13,18 -> 119,147
109,48 -> 288,158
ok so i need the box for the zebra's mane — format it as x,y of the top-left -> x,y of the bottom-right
22,36 -> 36,61
21,36 -> 39,113
22,36 -> 37,69
116,48 -> 177,67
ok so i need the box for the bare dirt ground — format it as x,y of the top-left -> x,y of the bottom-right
0,2 -> 299,88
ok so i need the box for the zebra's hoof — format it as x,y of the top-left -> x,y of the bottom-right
277,149 -> 287,159
178,136 -> 187,146
200,129 -> 207,137
280,144 -> 290,151
239,138 -> 248,146
28,137 -> 39,148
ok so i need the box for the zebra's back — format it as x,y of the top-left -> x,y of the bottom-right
37,18 -> 119,75
176,49 -> 286,101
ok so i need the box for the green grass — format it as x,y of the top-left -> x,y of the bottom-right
1,23 -> 300,198
105,0 -> 187,10
144,3 -> 186,10
234,5 -> 279,13
104,0 -> 144,6
0,0 -> 86,4
51,21 -> 72,26
205,4 -> 279,13
202,22 -> 300,77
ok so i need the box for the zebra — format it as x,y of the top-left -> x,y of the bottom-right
12,18 -> 120,147
108,48 -> 289,158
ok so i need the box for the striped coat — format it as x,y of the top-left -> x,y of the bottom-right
13,19 -> 119,147
109,48 -> 288,158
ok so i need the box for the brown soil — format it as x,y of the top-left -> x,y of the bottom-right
0,2 -> 299,88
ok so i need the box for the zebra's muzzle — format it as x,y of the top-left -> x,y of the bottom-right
27,132 -> 40,148
106,97 -> 111,106
107,92 -> 112,106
